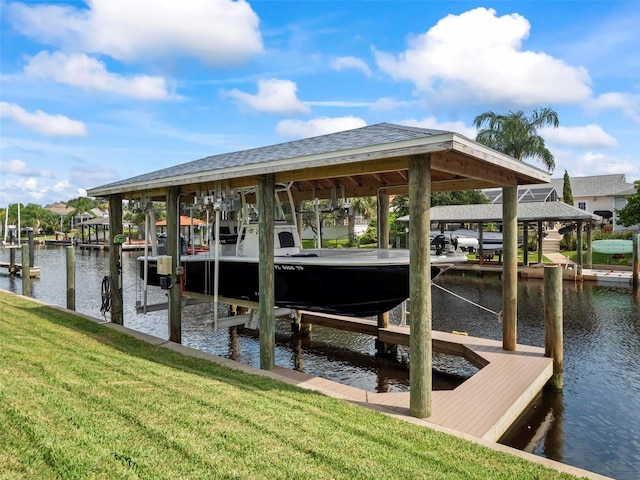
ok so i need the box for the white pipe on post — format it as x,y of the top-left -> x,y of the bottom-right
213,206 -> 221,330
143,210 -> 149,313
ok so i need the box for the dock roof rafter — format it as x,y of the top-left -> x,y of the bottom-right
86,123 -> 550,201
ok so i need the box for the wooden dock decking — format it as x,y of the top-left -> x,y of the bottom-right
0,262 -> 41,277
298,312 -> 553,442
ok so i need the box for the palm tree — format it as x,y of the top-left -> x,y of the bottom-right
473,107 -> 559,172
347,197 -> 376,246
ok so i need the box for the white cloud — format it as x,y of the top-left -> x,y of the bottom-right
53,179 -> 70,193
572,151 -> 636,176
401,117 -> 476,139
8,0 -> 262,66
374,7 -> 592,105
330,56 -> 372,77
0,102 -> 88,136
276,116 -> 367,139
25,51 -> 170,100
590,92 -> 640,124
226,79 -> 310,115
541,125 -> 618,148
370,97 -> 417,111
1,176 -> 45,202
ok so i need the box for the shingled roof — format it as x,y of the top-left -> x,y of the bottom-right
86,123 -> 549,201
397,201 -> 601,223
549,174 -> 634,197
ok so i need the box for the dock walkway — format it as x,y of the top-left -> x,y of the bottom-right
298,312 -> 552,442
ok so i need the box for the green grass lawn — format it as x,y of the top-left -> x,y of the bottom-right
0,292 -> 583,479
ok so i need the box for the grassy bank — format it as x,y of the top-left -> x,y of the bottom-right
0,292 -> 580,479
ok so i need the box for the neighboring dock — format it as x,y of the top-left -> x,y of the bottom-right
0,261 -> 41,277
0,244 -> 40,277
450,261 -> 634,285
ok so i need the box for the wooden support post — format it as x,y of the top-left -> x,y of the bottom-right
166,186 -> 182,343
523,222 -> 529,267
478,222 -> 484,265
296,201 -> 304,244
376,193 -> 394,355
537,221 -> 543,264
544,265 -> 563,390
502,186 -> 517,351
9,230 -> 16,274
21,244 -> 30,297
408,154 -> 432,418
108,194 -> 124,325
28,229 -> 35,267
66,246 -> 75,310
633,233 -> 639,289
258,173 -> 275,370
576,220 -> 583,276
586,222 -> 593,269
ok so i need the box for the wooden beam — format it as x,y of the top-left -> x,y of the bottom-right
276,156 -> 410,184
431,151 -> 517,187
258,173 -> 275,370
408,153 -> 432,418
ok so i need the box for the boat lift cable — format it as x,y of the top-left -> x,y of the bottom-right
431,282 -> 503,320
100,275 -> 112,319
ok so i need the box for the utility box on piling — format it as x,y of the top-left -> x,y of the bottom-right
157,255 -> 173,276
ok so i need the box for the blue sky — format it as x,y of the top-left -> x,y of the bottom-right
1,0 -> 639,206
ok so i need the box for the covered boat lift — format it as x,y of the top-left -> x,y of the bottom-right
86,122 -> 550,419
398,201 -> 602,272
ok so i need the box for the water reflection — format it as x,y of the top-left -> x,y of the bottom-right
1,246 -> 639,480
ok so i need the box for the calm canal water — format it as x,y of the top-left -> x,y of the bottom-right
1,246 -> 638,479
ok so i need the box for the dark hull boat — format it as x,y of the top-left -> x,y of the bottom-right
140,249 -> 452,317
139,184 -> 467,318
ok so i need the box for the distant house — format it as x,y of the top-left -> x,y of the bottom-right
548,174 -> 636,231
483,174 -> 637,231
44,202 -> 74,217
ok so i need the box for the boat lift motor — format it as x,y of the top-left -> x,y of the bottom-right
157,255 -> 175,290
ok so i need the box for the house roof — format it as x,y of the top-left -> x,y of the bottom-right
86,123 -> 549,202
397,201 -> 601,223
484,185 -> 558,204
549,174 -> 634,197
44,202 -> 74,215
156,216 -> 206,227
76,217 -> 134,226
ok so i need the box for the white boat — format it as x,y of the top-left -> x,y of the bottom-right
592,239 -> 633,255
450,228 -> 506,252
139,184 -> 468,317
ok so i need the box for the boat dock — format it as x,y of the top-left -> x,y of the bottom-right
0,261 -> 41,277
0,245 -> 40,277
450,262 -> 634,285
297,311 -> 552,442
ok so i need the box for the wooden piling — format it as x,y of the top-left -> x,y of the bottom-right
576,220 -> 583,276
21,244 -> 30,297
408,153 -> 432,418
9,230 -> 16,274
586,222 -> 593,269
633,233 -> 639,289
166,186 -> 181,342
28,229 -> 35,267
544,265 -> 563,390
258,173 -> 275,370
376,193 -> 393,356
108,194 -> 124,325
502,186 -> 518,351
537,221 -> 544,264
522,222 -> 529,267
66,245 -> 76,311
